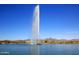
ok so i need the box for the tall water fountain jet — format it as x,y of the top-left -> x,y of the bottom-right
31,5 -> 40,55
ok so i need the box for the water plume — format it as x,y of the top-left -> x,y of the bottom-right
31,5 -> 40,55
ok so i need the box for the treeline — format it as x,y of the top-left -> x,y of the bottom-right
40,39 -> 79,44
0,40 -> 31,44
0,39 -> 79,44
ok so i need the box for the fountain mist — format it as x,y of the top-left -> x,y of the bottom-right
31,5 -> 40,55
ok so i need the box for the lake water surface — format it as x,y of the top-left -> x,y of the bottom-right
0,44 -> 79,55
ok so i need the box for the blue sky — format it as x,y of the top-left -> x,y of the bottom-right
0,4 -> 79,40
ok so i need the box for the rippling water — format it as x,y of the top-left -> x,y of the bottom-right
0,44 -> 79,55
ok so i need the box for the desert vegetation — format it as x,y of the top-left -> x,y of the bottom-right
0,38 -> 79,44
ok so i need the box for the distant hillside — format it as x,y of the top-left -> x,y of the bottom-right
0,38 -> 79,44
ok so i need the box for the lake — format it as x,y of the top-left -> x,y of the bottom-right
0,44 -> 79,55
